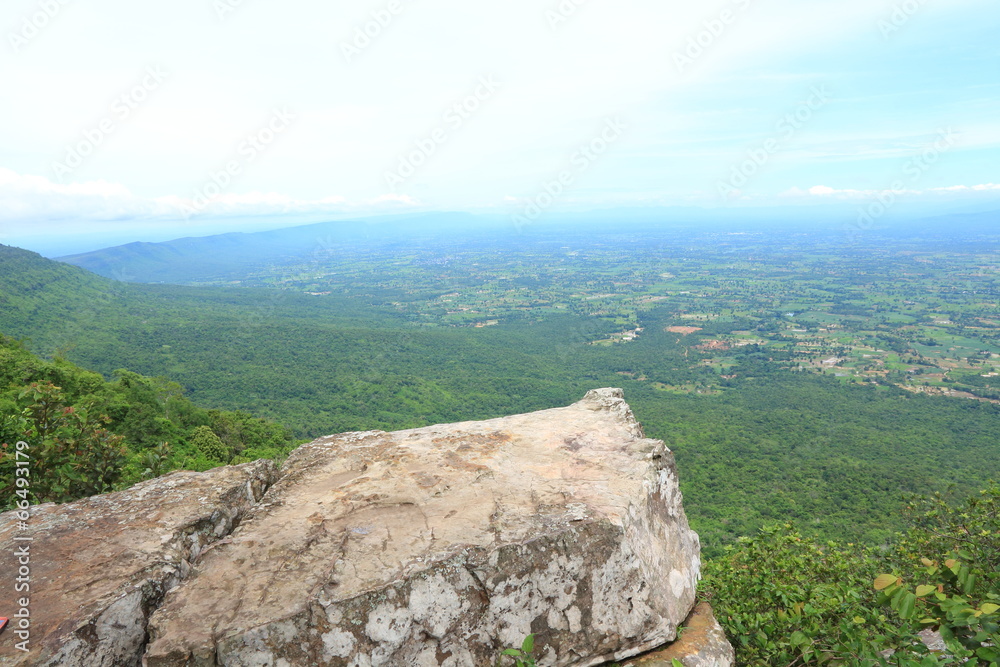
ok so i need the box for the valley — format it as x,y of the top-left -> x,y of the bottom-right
3,214 -> 1000,557
68,219 -> 999,402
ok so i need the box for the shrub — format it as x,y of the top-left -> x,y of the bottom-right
706,484 -> 1000,666
189,425 -> 232,464
0,382 -> 126,505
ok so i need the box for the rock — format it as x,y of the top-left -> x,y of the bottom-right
0,460 -> 278,667
618,603 -> 735,667
880,627 -> 949,661
145,388 -> 701,666
917,628 -> 947,653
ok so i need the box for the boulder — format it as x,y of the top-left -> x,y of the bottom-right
145,389 -> 701,666
0,460 -> 278,667
619,603 -> 735,667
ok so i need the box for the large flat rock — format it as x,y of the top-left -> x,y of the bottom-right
0,460 -> 278,667
145,389 -> 701,666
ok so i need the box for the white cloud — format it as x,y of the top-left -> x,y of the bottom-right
783,183 -> 1000,199
930,183 -> 1000,192
2,0 -> 997,233
0,167 -> 133,204
0,168 -> 419,230
0,167 -> 162,222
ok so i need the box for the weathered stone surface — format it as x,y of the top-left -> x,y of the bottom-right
145,388 -> 701,666
619,603 -> 735,667
0,460 -> 278,667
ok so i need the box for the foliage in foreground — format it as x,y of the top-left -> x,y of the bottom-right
704,485 -> 1000,666
0,336 -> 296,509
498,634 -> 537,667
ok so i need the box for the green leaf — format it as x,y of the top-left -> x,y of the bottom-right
897,591 -> 917,620
521,635 -> 534,654
977,647 -> 999,661
980,603 -> 1000,615
962,572 -> 977,595
915,585 -> 936,597
874,574 -> 898,591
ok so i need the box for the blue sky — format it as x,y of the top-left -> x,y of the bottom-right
1,0 -> 998,252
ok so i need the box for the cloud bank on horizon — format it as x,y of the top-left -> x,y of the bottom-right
1,0 -> 998,247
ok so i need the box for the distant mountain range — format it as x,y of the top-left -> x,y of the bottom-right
55,212 -> 503,284
54,207 -> 999,285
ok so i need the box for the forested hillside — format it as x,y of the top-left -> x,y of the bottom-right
0,333 -> 294,509
0,244 -> 117,351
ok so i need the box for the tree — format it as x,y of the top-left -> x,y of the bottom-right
189,425 -> 231,464
141,442 -> 173,479
0,382 -> 126,505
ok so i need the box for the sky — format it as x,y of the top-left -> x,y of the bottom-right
1,0 -> 999,254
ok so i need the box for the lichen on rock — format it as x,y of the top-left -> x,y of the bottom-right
1,390 -> 725,667
0,459 -> 278,667
145,388 -> 702,666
